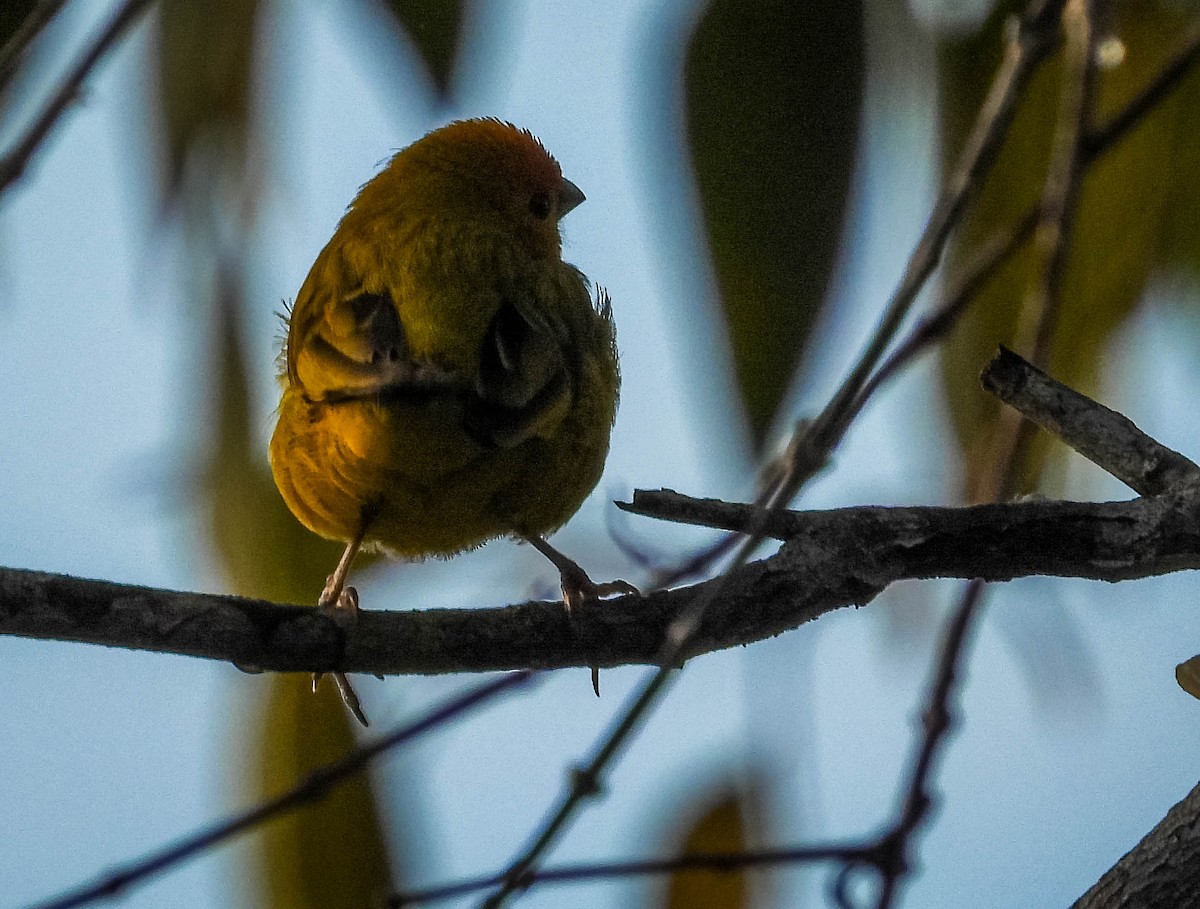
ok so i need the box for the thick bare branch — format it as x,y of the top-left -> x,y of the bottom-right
981,346 -> 1200,495
4,347 -> 1197,678
1071,780 -> 1200,909
3,485 -> 1200,677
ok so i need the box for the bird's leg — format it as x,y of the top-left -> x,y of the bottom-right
523,534 -> 637,612
314,527 -> 369,727
319,528 -> 365,611
522,534 -> 638,695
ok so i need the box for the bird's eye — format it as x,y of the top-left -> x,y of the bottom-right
528,192 -> 552,220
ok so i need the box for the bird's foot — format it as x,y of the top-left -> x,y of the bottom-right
313,582 -> 370,727
558,563 -> 639,616
554,558 -> 639,698
318,570 -> 360,615
521,534 -> 639,697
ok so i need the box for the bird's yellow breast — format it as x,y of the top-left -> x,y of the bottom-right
269,335 -> 616,557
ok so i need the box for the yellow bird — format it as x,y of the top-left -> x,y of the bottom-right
270,119 -> 632,722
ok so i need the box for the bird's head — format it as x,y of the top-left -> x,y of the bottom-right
356,118 -> 585,261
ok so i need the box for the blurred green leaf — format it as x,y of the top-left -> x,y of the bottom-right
251,674 -> 396,909
685,0 -> 863,449
377,0 -> 463,96
157,0 -> 260,195
1152,43 -> 1200,282
938,2 -> 1200,496
663,789 -> 751,909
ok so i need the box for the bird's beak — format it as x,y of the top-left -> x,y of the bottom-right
559,178 -> 586,217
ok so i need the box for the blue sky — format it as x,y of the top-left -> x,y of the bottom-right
2,2 -> 1200,908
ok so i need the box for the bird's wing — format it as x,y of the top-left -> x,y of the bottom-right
466,296 -> 574,448
283,246 -> 590,451
289,285 -> 461,403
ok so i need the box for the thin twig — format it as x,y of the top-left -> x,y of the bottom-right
865,578 -> 988,909
837,11 -> 1200,433
977,0 -> 1097,505
599,10 -> 1062,894
392,842 -> 863,906
866,5 -> 1102,907
783,1 -> 1066,494
1083,18 -> 1200,159
0,0 -> 69,95
1027,0 -> 1097,367
648,0 -> 1065,599
847,208 -> 1040,429
0,0 -> 156,195
648,528 -> 741,590
23,671 -> 536,909
478,667 -> 669,906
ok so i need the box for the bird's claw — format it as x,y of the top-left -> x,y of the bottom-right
560,567 -> 638,616
318,576 -> 360,618
557,567 -> 638,698
312,582 -> 369,727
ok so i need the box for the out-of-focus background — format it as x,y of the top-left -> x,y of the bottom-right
2,1 -> 1200,907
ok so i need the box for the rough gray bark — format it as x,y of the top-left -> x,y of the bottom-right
1072,781 -> 1200,909
3,481 -> 1200,677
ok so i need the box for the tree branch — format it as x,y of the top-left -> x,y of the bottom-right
0,0 -> 156,194
3,351 -> 1200,677
0,0 -> 70,95
1071,780 -> 1200,909
3,485 -> 1199,676
981,346 -> 1199,496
